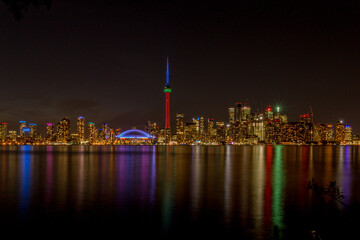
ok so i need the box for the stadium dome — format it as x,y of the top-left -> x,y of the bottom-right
116,129 -> 154,139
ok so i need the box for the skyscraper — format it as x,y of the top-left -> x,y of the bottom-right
335,121 -> 345,144
77,116 -> 85,141
164,57 -> 172,143
29,123 -> 37,138
235,102 -> 242,121
176,114 -> 184,143
46,123 -> 55,140
345,125 -> 352,144
57,117 -> 70,142
88,122 -> 97,144
19,121 -> 26,137
0,123 -> 7,141
229,107 -> 235,124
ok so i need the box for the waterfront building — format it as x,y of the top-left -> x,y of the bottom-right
199,117 -> 205,142
242,104 -> 251,121
326,124 -> 334,141
150,122 -> 159,140
336,121 -> 345,144
146,121 -> 152,133
345,125 -> 352,144
8,131 -> 16,142
0,122 -> 7,141
229,108 -> 235,124
266,106 -> 273,120
252,114 -> 265,141
235,102 -> 242,121
77,116 -> 85,141
207,118 -> 216,143
46,123 -> 55,141
88,122 -> 97,144
184,122 -> 196,144
29,123 -> 37,138
176,114 -> 184,143
216,122 -> 226,143
57,117 -> 70,142
19,121 -> 26,137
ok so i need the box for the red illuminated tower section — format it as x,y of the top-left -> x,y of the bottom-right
164,57 -> 171,143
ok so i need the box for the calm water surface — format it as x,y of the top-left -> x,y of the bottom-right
1,145 -> 360,239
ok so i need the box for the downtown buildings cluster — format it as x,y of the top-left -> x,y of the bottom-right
0,117 -> 124,145
0,57 -> 357,145
147,103 -> 356,145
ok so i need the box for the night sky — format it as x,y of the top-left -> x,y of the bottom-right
1,0 -> 360,133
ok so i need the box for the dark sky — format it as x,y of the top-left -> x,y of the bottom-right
1,0 -> 360,133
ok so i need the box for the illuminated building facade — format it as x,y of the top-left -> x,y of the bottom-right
345,125 -> 352,144
88,122 -> 97,144
216,122 -> 226,143
57,117 -> 70,142
46,123 -> 55,141
336,121 -> 345,144
0,123 -> 7,141
77,116 -> 85,141
176,114 -> 184,143
19,121 -> 26,137
29,123 -> 37,138
229,108 -> 235,123
8,131 -> 16,142
207,118 -> 216,143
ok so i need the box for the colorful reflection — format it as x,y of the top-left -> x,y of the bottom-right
0,145 -> 357,239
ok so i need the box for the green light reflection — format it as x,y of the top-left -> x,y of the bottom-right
272,145 -> 285,236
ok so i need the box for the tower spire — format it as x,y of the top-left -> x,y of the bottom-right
166,56 -> 169,87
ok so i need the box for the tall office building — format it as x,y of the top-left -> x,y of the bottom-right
46,123 -> 55,140
216,122 -> 226,143
229,108 -> 235,124
8,131 -> 16,141
77,116 -> 85,141
335,121 -> 345,144
0,122 -> 7,141
192,118 -> 200,141
146,121 -> 153,133
207,118 -> 216,143
235,102 -> 242,121
199,117 -> 205,142
265,106 -> 273,120
242,104 -> 251,121
345,125 -> 352,144
29,123 -> 37,138
253,114 -> 265,141
88,122 -> 97,144
326,124 -> 334,141
164,57 -> 172,143
184,122 -> 196,144
176,114 -> 184,143
19,121 -> 26,137
57,117 -> 70,142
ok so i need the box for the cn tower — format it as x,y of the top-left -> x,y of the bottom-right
164,57 -> 171,143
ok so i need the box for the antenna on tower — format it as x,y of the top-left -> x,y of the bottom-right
309,105 -> 314,123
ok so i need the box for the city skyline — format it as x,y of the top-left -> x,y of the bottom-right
1,1 -> 360,132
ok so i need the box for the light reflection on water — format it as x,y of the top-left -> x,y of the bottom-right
0,145 -> 360,239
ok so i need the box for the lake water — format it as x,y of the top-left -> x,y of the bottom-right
0,145 -> 360,239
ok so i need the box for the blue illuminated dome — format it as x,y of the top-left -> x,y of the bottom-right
116,129 -> 154,139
